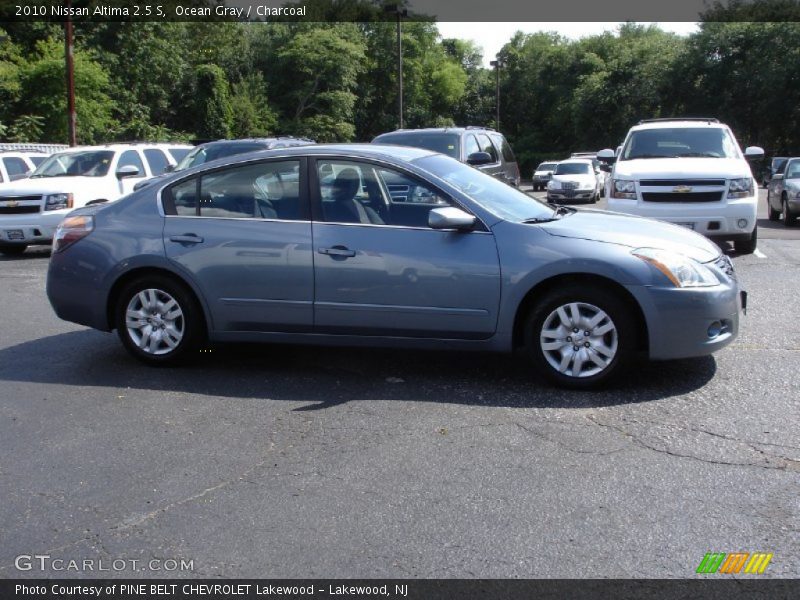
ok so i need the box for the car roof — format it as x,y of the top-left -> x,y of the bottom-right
197,137 -> 314,147
376,127 -> 498,137
171,143 -> 439,177
52,143 -> 193,154
630,120 -> 726,131
557,158 -> 594,165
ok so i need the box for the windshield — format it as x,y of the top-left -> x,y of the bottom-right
31,151 -> 114,178
175,143 -> 267,171
417,154 -> 552,222
785,161 -> 800,179
537,162 -> 557,171
621,127 -> 740,160
374,133 -> 460,159
555,162 -> 591,175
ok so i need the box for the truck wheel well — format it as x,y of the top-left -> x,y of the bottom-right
512,273 -> 648,353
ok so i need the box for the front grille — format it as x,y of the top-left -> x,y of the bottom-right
561,181 -> 579,190
0,195 -> 41,202
642,192 -> 723,203
0,205 -> 40,214
714,254 -> 736,280
640,179 -> 726,187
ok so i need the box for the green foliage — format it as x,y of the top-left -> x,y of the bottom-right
230,74 -> 278,138
8,115 -> 44,143
193,63 -> 234,140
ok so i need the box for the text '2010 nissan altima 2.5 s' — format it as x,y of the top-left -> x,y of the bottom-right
46,145 -> 745,389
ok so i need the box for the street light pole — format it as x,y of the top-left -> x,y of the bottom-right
384,4 -> 408,130
65,0 -> 77,146
489,58 -> 505,131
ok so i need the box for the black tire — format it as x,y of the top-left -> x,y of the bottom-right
767,193 -> 780,221
114,275 -> 205,366
523,283 -> 637,389
734,225 -> 758,254
782,197 -> 795,227
0,244 -> 27,256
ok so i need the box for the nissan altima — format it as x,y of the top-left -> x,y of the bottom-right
46,145 -> 744,388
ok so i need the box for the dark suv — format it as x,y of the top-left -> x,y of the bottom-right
372,127 -> 521,187
133,137 -> 315,190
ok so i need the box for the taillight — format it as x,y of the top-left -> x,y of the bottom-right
53,215 -> 94,252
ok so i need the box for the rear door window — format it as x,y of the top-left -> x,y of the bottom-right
3,157 -> 30,180
143,149 -> 170,175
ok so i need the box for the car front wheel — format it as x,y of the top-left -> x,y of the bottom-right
524,284 -> 636,389
783,198 -> 796,227
115,276 -> 204,365
767,195 -> 780,221
734,225 -> 758,254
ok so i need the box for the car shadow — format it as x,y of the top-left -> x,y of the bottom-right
0,247 -> 52,261
0,330 -> 717,410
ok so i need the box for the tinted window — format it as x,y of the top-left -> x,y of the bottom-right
199,160 -> 302,220
143,149 -> 170,175
176,143 -> 267,171
3,157 -> 30,180
29,156 -> 47,167
170,178 -> 198,216
622,127 -> 739,160
786,161 -> 800,179
373,132 -> 460,159
476,134 -> 498,162
555,163 -> 592,175
31,150 -> 114,178
537,162 -> 557,171
463,135 -> 480,158
493,135 -> 517,162
168,148 -> 192,163
118,150 -> 145,175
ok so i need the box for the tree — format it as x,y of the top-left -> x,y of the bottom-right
193,64 -> 234,140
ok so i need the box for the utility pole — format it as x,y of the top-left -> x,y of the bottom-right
384,4 -> 408,130
489,57 -> 505,131
65,0 -> 77,146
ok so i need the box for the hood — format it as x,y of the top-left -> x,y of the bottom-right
614,157 -> 752,180
534,170 -> 554,176
0,176 -> 95,195
551,173 -> 596,185
540,209 -> 721,262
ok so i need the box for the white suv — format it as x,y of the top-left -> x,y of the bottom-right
598,118 -> 763,254
0,143 -> 192,255
0,151 -> 49,183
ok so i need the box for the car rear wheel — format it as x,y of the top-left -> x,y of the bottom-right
115,275 -> 204,365
734,225 -> 758,254
0,244 -> 27,256
783,197 -> 796,227
524,284 -> 636,389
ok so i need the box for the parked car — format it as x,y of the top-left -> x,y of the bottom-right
47,144 -> 743,389
0,150 -> 49,183
597,118 -> 763,254
532,161 -> 558,191
570,151 -> 608,196
766,156 -> 800,226
372,127 -> 521,188
762,156 -> 787,188
0,143 -> 192,255
133,137 -> 315,191
546,159 -> 602,203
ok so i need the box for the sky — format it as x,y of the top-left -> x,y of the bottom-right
436,22 -> 700,67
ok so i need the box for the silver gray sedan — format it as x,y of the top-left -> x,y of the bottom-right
766,156 -> 800,226
47,145 -> 744,389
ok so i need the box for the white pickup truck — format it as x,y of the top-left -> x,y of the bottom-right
598,118 -> 763,254
0,143 -> 191,255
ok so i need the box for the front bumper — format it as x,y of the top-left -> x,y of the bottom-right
0,211 -> 67,245
547,189 -> 596,202
607,194 -> 758,238
629,280 -> 742,360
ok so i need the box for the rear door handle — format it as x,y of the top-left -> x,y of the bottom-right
318,246 -> 356,258
169,234 -> 204,244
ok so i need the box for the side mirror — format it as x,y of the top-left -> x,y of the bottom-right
597,148 -> 616,164
466,151 -> 492,166
599,163 -> 611,173
428,206 -> 476,231
116,165 -> 141,179
773,173 -> 784,181
744,146 -> 764,161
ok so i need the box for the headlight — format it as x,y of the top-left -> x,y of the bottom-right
612,179 -> 636,199
547,180 -> 559,190
727,177 -> 753,199
632,248 -> 719,288
44,193 -> 73,211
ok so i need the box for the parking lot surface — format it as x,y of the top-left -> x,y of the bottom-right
1,190 -> 798,578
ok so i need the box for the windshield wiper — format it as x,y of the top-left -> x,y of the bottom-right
627,154 -> 672,159
675,152 -> 719,158
522,217 -> 558,223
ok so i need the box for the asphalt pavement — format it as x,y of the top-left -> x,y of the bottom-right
0,190 -> 798,579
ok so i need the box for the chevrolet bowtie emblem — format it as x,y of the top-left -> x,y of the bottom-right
6,200 -> 19,208
673,185 -> 692,193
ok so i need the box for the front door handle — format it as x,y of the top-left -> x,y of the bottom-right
318,246 -> 356,258
169,234 -> 204,244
